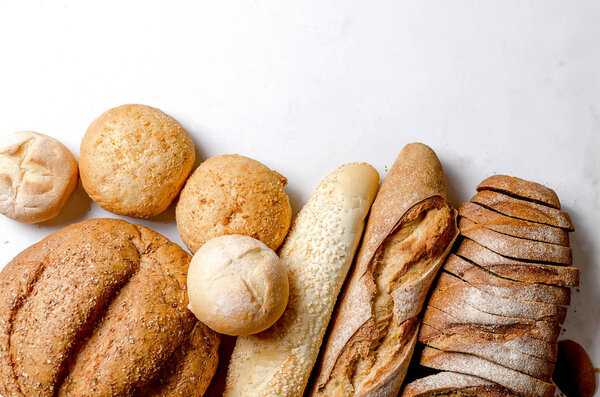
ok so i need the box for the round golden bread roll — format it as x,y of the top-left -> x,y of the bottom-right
79,104 -> 195,218
0,218 -> 219,397
176,154 -> 292,253
0,131 -> 78,223
187,234 -> 289,336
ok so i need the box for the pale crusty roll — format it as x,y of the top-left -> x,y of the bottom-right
0,131 -> 78,223
310,143 -> 458,397
223,163 -> 379,397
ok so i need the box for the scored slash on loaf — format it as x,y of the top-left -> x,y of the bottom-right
403,175 -> 578,397
310,143 -> 458,397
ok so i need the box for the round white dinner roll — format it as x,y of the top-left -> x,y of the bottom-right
187,234 -> 289,336
0,131 -> 78,223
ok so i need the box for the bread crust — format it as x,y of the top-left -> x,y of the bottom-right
459,218 -> 572,265
444,254 -> 570,306
80,104 -> 195,218
421,305 -> 558,362
402,371 -> 517,397
0,218 -> 219,397
0,131 -> 78,223
456,239 -> 579,287
476,175 -> 561,209
431,272 -> 567,324
458,202 -> 569,246
176,154 -> 292,253
471,190 -> 574,231
419,323 -> 555,381
419,347 -> 556,397
224,163 -> 379,397
310,143 -> 458,397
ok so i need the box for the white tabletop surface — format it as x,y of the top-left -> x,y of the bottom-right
1,0 -> 599,393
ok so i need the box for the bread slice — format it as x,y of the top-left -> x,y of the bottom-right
471,190 -> 574,231
431,272 -> 567,324
459,218 -> 572,265
401,371 -> 517,397
309,143 -> 459,397
424,299 -> 561,344
476,175 -> 561,209
419,347 -> 556,397
420,323 -> 554,381
444,254 -> 570,306
455,239 -> 579,287
420,305 -> 558,362
224,163 -> 379,397
458,202 -> 569,246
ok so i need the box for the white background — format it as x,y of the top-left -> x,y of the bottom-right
1,0 -> 599,394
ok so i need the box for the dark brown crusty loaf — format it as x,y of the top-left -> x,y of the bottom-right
0,218 -> 219,397
403,175 -> 577,397
310,143 -> 458,397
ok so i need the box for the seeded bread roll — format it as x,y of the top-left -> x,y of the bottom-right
187,234 -> 289,336
0,218 -> 219,397
224,163 -> 379,397
0,131 -> 78,223
310,143 -> 458,397
176,154 -> 292,254
80,104 -> 195,218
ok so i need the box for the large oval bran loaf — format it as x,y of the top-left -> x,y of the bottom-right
0,218 -> 219,397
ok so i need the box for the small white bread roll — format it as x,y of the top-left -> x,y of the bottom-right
187,234 -> 289,336
0,131 -> 78,223
224,163 -> 379,397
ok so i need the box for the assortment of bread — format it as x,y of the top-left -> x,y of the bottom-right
403,175 -> 578,397
0,108 -> 592,397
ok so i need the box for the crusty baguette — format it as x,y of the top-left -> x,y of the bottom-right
444,254 -> 570,305
223,163 -> 379,397
471,190 -> 574,230
431,272 -> 567,324
402,371 -> 517,397
419,323 -> 555,381
419,347 -> 556,397
456,239 -> 579,287
421,305 -> 558,362
309,143 -> 458,397
424,299 -> 561,343
476,175 -> 561,209
458,202 -> 569,246
459,218 -> 572,265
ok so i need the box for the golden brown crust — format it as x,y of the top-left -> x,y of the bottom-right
431,272 -> 567,325
419,347 -> 556,397
0,218 -> 219,397
401,371 -> 518,397
80,104 -> 195,218
443,254 -> 570,306
458,202 -> 569,246
421,305 -> 558,362
476,175 -> 561,209
471,190 -> 574,231
459,218 -> 572,265
176,154 -> 292,253
456,239 -> 579,287
310,143 -> 458,397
